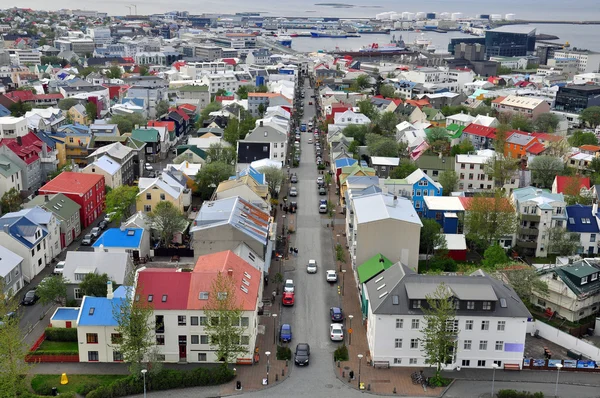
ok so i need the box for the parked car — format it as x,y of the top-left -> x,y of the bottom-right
330,323 -> 344,341
90,227 -> 101,238
307,259 -> 317,273
21,289 -> 38,306
309,101 -> 313,105
291,174 -> 298,183
319,186 -> 327,195
98,220 -> 108,230
289,187 -> 298,197
295,343 -> 310,366
330,307 -> 344,322
144,163 -> 153,171
326,270 -> 337,283
282,292 -> 295,306
290,201 -> 297,213
319,203 -> 327,213
0,311 -> 16,327
317,177 -> 324,185
81,234 -> 93,245
284,279 -> 295,293
104,212 -> 116,222
53,261 -> 65,275
280,324 -> 292,343
308,138 -> 313,144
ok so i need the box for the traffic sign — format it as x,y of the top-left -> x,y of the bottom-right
348,328 -> 353,334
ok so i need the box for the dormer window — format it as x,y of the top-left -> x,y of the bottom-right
412,300 -> 421,309
582,276 -> 588,285
482,301 -> 491,310
467,301 -> 475,310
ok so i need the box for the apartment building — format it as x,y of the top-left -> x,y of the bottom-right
492,95 -> 550,120
199,72 -> 240,95
456,150 -> 497,192
553,50 -> 600,73
0,116 -> 28,139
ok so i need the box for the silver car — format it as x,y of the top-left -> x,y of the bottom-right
307,260 -> 317,274
284,279 -> 295,293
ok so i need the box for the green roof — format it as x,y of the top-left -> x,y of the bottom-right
422,107 -> 444,119
445,123 -> 465,139
178,85 -> 209,92
0,155 -> 21,178
27,193 -> 81,221
415,155 -> 455,171
126,137 -> 146,150
357,254 -> 393,284
176,145 -> 207,159
131,128 -> 160,143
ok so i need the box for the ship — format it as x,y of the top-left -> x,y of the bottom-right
277,35 -> 293,47
311,30 -> 348,38
358,35 -> 406,53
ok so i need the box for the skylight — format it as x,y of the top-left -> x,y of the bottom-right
240,285 -> 249,294
375,276 -> 384,283
377,283 -> 386,291
89,307 -> 95,315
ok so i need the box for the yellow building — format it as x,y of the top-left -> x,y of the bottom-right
136,177 -> 186,214
338,164 -> 377,206
67,104 -> 89,126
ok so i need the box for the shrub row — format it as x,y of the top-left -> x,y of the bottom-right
29,350 -> 79,356
44,327 -> 78,342
22,389 -> 77,398
497,390 -> 544,398
87,365 -> 234,398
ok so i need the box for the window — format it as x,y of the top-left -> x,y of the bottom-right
86,333 -> 98,344
432,170 -> 438,177
477,360 -> 486,367
481,321 -> 489,331
113,351 -> 123,361
148,294 -> 154,302
409,358 -> 418,365
191,316 -> 199,326
410,339 -> 419,349
156,335 -> 165,345
465,320 -> 473,330
411,319 -> 420,329
395,338 -> 403,348
497,321 -> 506,331
162,295 -> 167,302
467,301 -> 475,310
146,193 -> 152,200
88,351 -> 99,361
537,298 -> 546,307
495,341 -> 504,351
111,333 -> 122,344
160,193 -> 166,200
592,274 -> 598,282
199,316 -> 208,326
241,317 -> 249,327
178,315 -> 186,326
479,341 -> 488,350
74,288 -> 83,299
592,234 -> 597,243
582,276 -> 588,285
144,205 -> 152,212
155,316 -> 165,333
464,340 -> 472,350
201,335 -> 209,344
412,300 -> 421,309
394,358 -> 402,364
198,353 -> 207,362
37,243 -> 41,251
191,335 -> 199,344
396,319 -> 403,329
483,301 -> 491,310
462,359 -> 471,367
38,258 -> 42,266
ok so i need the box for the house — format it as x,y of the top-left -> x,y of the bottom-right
191,196 -> 273,268
0,154 -> 23,196
237,121 -> 287,167
174,145 -> 207,166
421,107 -> 446,127
534,258 -> 600,323
67,104 -> 89,125
0,116 -> 28,139
404,169 -> 444,214
136,172 -> 190,214
131,127 -> 162,163
87,142 -> 136,186
39,172 -> 105,229
440,234 -> 468,261
566,205 -> 599,256
504,132 -> 540,159
0,132 -> 46,192
339,164 -> 377,205
0,245 -> 24,298
455,149 -> 519,193
568,152 -> 594,174
82,155 -> 123,189
364,263 -> 531,369
6,206 -> 61,261
214,175 -> 270,212
62,251 -> 133,301
552,176 -> 591,196
492,95 -> 551,120
510,187 -> 567,257
370,157 -> 400,179
24,193 -> 81,248
414,155 -> 454,182
422,196 -> 466,234
357,253 -> 394,285
459,196 -> 516,249
462,124 -> 497,150
333,109 -> 371,126
92,227 -> 151,260
446,113 -> 475,127
346,192 -> 422,272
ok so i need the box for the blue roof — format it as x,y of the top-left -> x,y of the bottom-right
92,228 -> 144,249
566,205 -> 600,233
77,286 -> 128,327
119,97 -> 145,108
335,157 -> 357,169
34,130 -> 57,149
58,124 -> 90,135
229,166 -> 266,185
0,215 -> 47,249
0,104 -> 10,117
51,308 -> 80,321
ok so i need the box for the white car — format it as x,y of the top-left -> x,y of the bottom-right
307,260 -> 317,274
308,138 -> 313,144
144,163 -> 153,171
289,186 -> 298,197
284,279 -> 295,293
317,177 -> 324,185
326,270 -> 337,283
53,261 -> 65,275
330,323 -> 344,341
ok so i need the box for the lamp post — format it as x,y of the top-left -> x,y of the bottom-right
141,369 -> 147,398
342,269 -> 346,296
348,315 -> 354,346
272,313 -> 278,344
357,354 -> 364,388
491,363 -> 499,398
265,351 -> 271,384
336,234 -> 341,271
555,363 -> 563,398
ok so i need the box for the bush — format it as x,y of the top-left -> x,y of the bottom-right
334,344 -> 349,361
497,390 -> 544,398
29,350 -> 79,356
45,327 -> 78,342
76,381 -> 101,395
276,345 -> 292,360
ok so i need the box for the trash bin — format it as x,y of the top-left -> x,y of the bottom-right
52,387 -> 58,396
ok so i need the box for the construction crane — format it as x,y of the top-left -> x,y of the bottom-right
131,4 -> 137,15
125,5 -> 132,15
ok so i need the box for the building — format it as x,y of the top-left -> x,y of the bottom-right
0,245 -> 24,298
215,175 -> 270,212
131,128 -> 162,163
504,132 -> 540,159
136,172 -> 189,214
82,155 -> 123,189
461,124 -> 497,151
176,85 -> 210,109
552,50 -> 600,73
455,149 -> 517,192
237,121 -> 287,166
54,37 -> 95,56
364,263 -> 531,369
92,227 -> 150,260
369,157 -> 399,179
0,132 -> 45,191
24,193 -> 81,249
413,155 -> 454,182
39,172 -> 105,229
492,95 -> 550,120
199,72 -> 240,96
0,116 -> 28,139
86,142 -> 136,186
403,169 -> 443,214
193,45 -> 223,61
566,205 -> 599,256
247,93 -> 291,117
552,176 -> 591,196
554,85 -> 600,114
484,26 -> 536,57
0,154 -> 22,195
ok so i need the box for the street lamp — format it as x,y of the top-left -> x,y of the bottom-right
265,351 -> 271,384
555,363 -> 563,398
272,313 -> 278,344
357,354 -> 364,388
491,363 -> 499,398
348,315 -> 354,346
342,269 -> 346,296
141,369 -> 147,398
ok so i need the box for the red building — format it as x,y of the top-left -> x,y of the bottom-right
39,172 -> 106,228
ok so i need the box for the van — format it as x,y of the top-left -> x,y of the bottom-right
308,121 -> 314,129
319,203 -> 327,213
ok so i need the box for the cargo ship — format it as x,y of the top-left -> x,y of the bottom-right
277,35 -> 293,47
311,30 -> 348,38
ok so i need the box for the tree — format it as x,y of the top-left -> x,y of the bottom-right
568,130 -> 598,147
469,105 -> 497,117
236,85 -> 255,100
420,283 -> 457,385
547,226 -> 580,256
450,140 -> 474,156
16,86 -> 35,93
9,100 -> 32,117
110,113 -> 147,134
545,138 -> 572,159
357,99 -> 379,122
57,98 -> 78,110
464,191 -> 517,246
0,188 -> 22,214
492,123 -> 511,154
199,102 -> 222,125
366,133 -> 399,157
482,245 -> 509,268
391,159 -> 417,179
350,74 -> 370,92
564,176 -> 594,206
529,155 -> 564,188
105,185 -> 139,223
195,161 -> 235,198
375,111 -> 399,136
36,275 -> 68,305
202,271 -> 248,364
48,163 -> 73,180
438,170 -> 459,195
80,273 -> 112,297
379,84 -> 397,99
139,65 -> 150,76
580,106 -> 600,128
257,103 -> 266,117
497,65 -> 513,75
427,127 -> 449,144
256,85 -> 268,93
112,287 -> 155,374
440,105 -> 469,117
534,113 -> 560,133
145,201 -> 188,246
502,268 -> 548,306
85,101 -> 97,121
106,64 -> 122,79
205,142 -> 237,165
342,124 -> 369,145
261,166 -> 285,198
510,114 -> 534,132
155,100 -> 170,117
420,219 -> 445,270
485,153 -> 518,188
223,118 -> 240,146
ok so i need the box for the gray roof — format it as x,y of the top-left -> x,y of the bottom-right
244,124 -> 287,143
0,245 -> 23,278
25,193 -> 81,222
62,251 -> 131,284
507,133 -> 534,146
0,154 -> 21,178
365,263 -> 531,318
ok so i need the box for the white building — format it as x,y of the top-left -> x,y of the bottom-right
455,149 -> 518,192
200,71 -> 240,95
552,50 -> 600,73
333,109 -> 371,126
179,62 -> 233,79
573,73 -> 600,85
0,245 -> 24,298
0,154 -> 23,195
82,155 -> 123,189
9,49 -> 41,66
87,27 -> 112,47
364,263 -> 531,369
0,116 -> 28,139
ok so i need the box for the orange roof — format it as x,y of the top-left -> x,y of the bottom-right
404,99 -> 430,109
526,142 -> 546,155
492,96 -> 506,104
148,120 -> 175,132
248,92 -> 282,98
459,196 -> 514,212
40,172 -> 104,195
580,144 -> 600,152
530,132 -> 562,143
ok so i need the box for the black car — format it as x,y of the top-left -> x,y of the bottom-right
98,220 -> 108,230
290,201 -> 297,213
295,343 -> 310,366
330,307 -> 344,322
21,290 -> 39,306
319,187 -> 327,195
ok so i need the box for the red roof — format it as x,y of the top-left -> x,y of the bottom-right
0,132 -> 44,165
4,91 -> 63,103
221,58 -> 237,66
463,123 -> 497,139
215,95 -> 234,102
137,269 -> 191,310
372,95 -> 403,106
148,120 -> 175,132
554,176 -> 591,194
175,107 -> 190,121
179,103 -> 197,112
404,99 -> 430,109
40,172 -> 104,195
491,96 -> 506,104
579,144 -> 600,152
172,61 -> 187,71
526,142 -> 546,155
531,132 -> 562,143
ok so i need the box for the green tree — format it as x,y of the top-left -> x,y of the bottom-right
36,275 -> 68,305
484,153 -> 518,188
493,123 -> 511,154
205,142 -> 237,165
420,219 -> 445,270
497,65 -> 513,75
236,85 -> 255,100
568,130 -> 598,147
376,111 -> 399,136
427,127 -> 449,144
9,100 -> 32,117
440,105 -> 469,117
261,166 -> 285,198
502,268 -> 548,306
199,102 -> 222,125
342,124 -> 369,145
357,99 -> 379,121
390,159 -> 417,179
366,133 -> 398,157
257,103 -> 266,117
85,101 -> 97,121
482,245 -> 509,268
195,161 -> 235,198
16,86 -> 35,92
106,64 -> 122,79
80,273 -> 112,297
580,106 -> 600,128
139,65 -> 150,76
420,283 -> 457,385
223,118 -> 240,146
379,84 -> 397,99
57,98 -> 79,110
438,170 -> 459,195
256,85 -> 268,93
529,155 -> 564,188
547,226 -> 580,256
350,74 -> 370,92
510,114 -> 534,132
48,163 -> 74,180
0,188 -> 22,214
463,191 -> 517,246
534,113 -> 560,133
203,271 -> 248,364
105,185 -> 139,223
109,113 -> 147,134
469,105 -> 497,117
145,201 -> 188,246
450,140 -> 475,156
155,100 -> 170,117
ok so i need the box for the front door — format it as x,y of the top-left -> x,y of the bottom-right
178,335 -> 187,361
66,321 -> 72,328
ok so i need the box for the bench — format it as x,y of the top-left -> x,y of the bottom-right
504,364 -> 521,371
373,361 -> 390,369
236,358 -> 253,365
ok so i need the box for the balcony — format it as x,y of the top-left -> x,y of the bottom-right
520,214 -> 540,222
518,227 -> 539,236
516,239 -> 537,249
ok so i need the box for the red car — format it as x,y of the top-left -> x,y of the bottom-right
282,292 -> 295,306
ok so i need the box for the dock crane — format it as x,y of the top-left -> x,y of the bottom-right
131,4 -> 137,15
125,5 -> 132,15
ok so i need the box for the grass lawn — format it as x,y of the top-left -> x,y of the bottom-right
37,341 -> 79,352
31,374 -> 127,395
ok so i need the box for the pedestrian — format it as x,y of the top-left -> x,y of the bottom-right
294,247 -> 298,256
290,246 -> 294,254
272,290 -> 276,301
279,203 -> 283,210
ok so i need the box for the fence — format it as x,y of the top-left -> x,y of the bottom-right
153,247 -> 194,258
534,320 -> 600,361
522,357 -> 599,372
25,332 -> 80,363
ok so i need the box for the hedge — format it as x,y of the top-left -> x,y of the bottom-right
86,365 -> 234,398
334,345 -> 349,361
276,345 -> 291,360
497,390 -> 544,398
44,328 -> 78,342
30,350 -> 79,356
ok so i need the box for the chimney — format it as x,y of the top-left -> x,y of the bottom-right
536,189 -> 542,196
227,268 -> 233,277
393,195 -> 398,207
107,281 -> 114,299
44,195 -> 49,202
379,254 -> 385,263
16,136 -> 22,146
